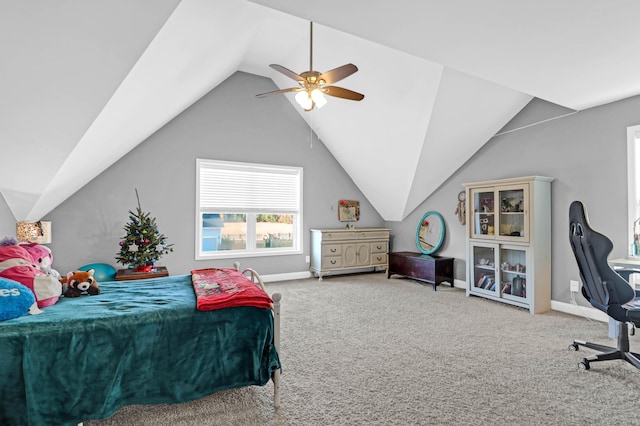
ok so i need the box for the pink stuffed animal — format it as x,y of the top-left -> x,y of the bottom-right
0,245 -> 61,308
20,243 -> 61,279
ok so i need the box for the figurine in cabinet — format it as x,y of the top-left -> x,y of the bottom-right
501,197 -> 524,212
480,198 -> 493,212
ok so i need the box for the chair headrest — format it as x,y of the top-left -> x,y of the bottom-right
569,201 -> 588,232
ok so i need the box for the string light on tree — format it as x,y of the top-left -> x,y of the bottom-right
116,189 -> 174,272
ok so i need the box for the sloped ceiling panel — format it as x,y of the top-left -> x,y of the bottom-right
0,0 -> 539,222
248,0 -> 640,110
251,20 -> 531,221
7,0 -> 637,223
26,0 -> 268,221
264,25 -> 444,222
0,0 -> 182,220
403,69 -> 533,219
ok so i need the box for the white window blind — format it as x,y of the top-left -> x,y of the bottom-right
198,159 -> 301,213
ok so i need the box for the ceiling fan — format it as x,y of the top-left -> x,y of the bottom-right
256,22 -> 364,112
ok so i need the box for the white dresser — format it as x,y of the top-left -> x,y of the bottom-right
310,228 -> 390,280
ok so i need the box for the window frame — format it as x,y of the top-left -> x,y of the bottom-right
195,159 -> 303,260
628,125 -> 640,256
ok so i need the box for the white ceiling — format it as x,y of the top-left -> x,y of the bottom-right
2,0 -> 639,222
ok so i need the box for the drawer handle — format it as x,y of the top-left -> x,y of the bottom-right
376,245 -> 382,250
330,248 -> 337,253
330,260 -> 337,265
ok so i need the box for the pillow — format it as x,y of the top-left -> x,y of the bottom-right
78,263 -> 116,282
0,277 -> 36,321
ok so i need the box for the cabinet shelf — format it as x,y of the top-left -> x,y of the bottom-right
501,269 -> 526,276
474,264 -> 495,270
465,176 -> 552,314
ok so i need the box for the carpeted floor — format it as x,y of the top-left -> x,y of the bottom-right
88,273 -> 640,425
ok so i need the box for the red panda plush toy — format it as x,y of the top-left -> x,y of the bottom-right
60,269 -> 100,298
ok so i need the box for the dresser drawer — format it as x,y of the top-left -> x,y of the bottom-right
322,244 -> 342,256
322,231 -> 356,241
323,256 -> 342,268
370,241 -> 388,253
357,230 -> 390,240
370,253 -> 387,266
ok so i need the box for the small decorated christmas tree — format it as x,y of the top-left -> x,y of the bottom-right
116,190 -> 174,272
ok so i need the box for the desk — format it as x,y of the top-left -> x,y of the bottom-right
607,258 -> 640,338
115,266 -> 169,281
610,257 -> 640,270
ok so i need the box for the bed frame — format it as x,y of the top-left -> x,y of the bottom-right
0,263 -> 281,426
235,262 -> 282,408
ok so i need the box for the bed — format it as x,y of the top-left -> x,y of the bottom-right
0,265 -> 281,426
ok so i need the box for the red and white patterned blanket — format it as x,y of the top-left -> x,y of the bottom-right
190,267 -> 272,311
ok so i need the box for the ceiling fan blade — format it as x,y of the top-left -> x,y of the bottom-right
255,87 -> 300,98
319,64 -> 358,84
324,86 -> 365,101
269,64 -> 304,82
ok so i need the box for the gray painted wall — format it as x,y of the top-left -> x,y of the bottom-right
0,196 -> 16,239
1,71 -> 638,309
41,72 -> 385,276
387,95 -> 640,307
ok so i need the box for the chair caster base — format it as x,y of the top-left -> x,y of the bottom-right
578,359 -> 590,370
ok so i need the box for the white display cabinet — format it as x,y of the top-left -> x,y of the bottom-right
465,176 -> 553,314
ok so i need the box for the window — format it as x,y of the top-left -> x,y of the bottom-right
628,125 -> 640,256
626,125 -> 640,288
196,159 -> 303,259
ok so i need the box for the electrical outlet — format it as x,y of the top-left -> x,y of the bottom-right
305,256 -> 310,263
570,280 -> 580,292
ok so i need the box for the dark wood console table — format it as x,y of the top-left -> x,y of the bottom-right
388,251 -> 454,291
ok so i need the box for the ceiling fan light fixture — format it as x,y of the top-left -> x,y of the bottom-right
255,22 -> 364,111
311,89 -> 327,108
295,90 -> 313,110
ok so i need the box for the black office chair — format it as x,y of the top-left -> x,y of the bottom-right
568,200 -> 640,370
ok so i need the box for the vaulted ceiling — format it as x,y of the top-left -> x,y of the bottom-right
3,0 -> 640,222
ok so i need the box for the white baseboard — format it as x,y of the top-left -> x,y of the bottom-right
456,279 -> 607,323
264,275 -> 467,288
261,270 -> 311,283
550,300 -> 608,322
453,278 -> 466,290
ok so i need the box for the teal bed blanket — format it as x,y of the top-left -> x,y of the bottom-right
0,274 -> 281,426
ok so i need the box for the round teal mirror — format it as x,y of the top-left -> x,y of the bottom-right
416,211 -> 445,255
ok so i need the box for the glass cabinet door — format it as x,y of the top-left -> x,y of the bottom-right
471,188 -> 496,239
471,244 -> 497,294
498,185 -> 529,242
500,247 -> 527,301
